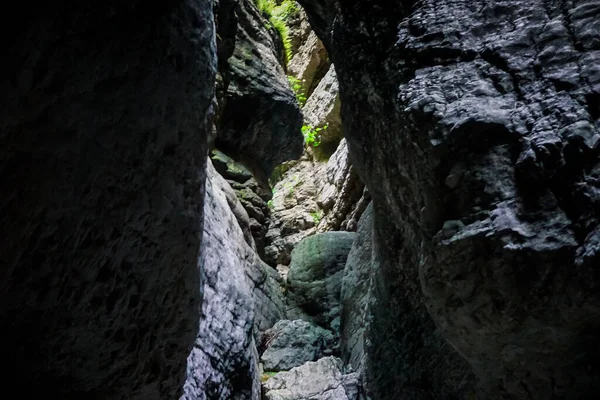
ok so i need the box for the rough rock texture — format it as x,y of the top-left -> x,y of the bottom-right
339,203 -> 373,373
183,161 -> 285,400
260,319 -> 336,372
298,0 -> 600,397
265,142 -> 367,265
265,155 -> 322,265
316,139 -> 368,232
216,0 -> 304,178
262,356 -> 360,400
288,31 -> 330,98
302,64 -> 343,145
211,149 -> 272,255
286,5 -> 312,55
0,1 -> 215,398
287,232 -> 355,330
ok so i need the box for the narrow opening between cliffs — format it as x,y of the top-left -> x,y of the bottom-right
186,0 -> 369,398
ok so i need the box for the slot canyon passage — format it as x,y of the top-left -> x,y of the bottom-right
1,0 -> 600,398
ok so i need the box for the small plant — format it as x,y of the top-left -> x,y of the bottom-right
309,211 -> 323,224
261,371 -> 278,382
254,0 -> 298,64
301,123 -> 329,147
267,199 -> 273,208
287,76 -> 307,106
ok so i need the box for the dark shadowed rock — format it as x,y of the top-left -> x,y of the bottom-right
216,0 -> 304,178
339,203 -> 373,373
287,232 -> 355,329
260,319 -> 336,372
0,1 -> 216,398
298,0 -> 600,398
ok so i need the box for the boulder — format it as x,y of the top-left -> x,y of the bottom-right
287,232 -> 356,329
262,356 -> 360,400
260,319 -> 336,372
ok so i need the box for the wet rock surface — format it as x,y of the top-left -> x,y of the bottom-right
0,1 -> 216,398
298,0 -> 600,397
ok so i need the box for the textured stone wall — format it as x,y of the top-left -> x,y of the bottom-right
298,0 -> 600,398
0,1 -> 216,397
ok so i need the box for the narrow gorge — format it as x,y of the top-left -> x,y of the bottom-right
1,0 -> 599,399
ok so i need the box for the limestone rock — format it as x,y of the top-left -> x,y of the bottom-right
288,31 -> 330,98
217,0 -> 304,178
182,161 -> 285,399
316,139 -> 367,232
260,319 -> 336,372
298,0 -> 600,397
340,203 -> 373,373
262,356 -> 360,400
264,155 -> 321,265
302,64 -> 342,145
0,1 -> 216,398
287,232 -> 356,329
286,5 -> 312,55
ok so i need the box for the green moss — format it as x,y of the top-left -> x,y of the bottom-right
253,0 -> 298,65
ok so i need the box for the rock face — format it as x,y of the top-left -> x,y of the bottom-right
0,1 -> 216,398
316,139 -> 368,232
211,149 -> 272,256
260,319 -> 336,372
262,356 -> 360,400
216,0 -> 304,178
339,203 -> 373,373
265,140 -> 367,265
183,161 -> 286,400
288,31 -> 330,97
298,0 -> 600,398
302,64 -> 342,145
287,232 -> 355,329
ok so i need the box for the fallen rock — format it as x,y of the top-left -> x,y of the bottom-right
262,356 -> 360,400
287,232 -> 356,329
260,319 -> 336,372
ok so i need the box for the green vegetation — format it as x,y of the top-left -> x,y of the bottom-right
287,75 -> 307,106
309,210 -> 323,224
283,174 -> 301,198
254,0 -> 298,64
301,123 -> 329,147
261,371 -> 278,382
